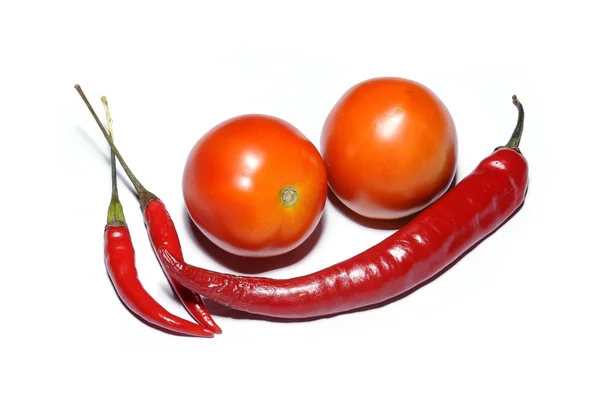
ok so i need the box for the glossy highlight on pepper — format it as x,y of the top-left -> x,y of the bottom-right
159,96 -> 529,319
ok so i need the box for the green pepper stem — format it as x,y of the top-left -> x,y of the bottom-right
75,84 -> 157,209
102,96 -> 126,226
506,95 -> 524,150
102,97 -> 118,201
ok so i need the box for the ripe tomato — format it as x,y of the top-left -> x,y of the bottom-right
321,77 -> 458,220
183,114 -> 327,258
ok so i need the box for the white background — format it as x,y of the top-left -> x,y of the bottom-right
1,0 -> 598,396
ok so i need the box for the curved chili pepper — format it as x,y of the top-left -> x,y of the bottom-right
158,96 -> 529,319
101,98 -> 213,337
105,226 -> 214,336
143,199 -> 222,333
76,85 -> 222,334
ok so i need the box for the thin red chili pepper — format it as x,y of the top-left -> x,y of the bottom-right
101,96 -> 213,337
76,85 -> 222,334
157,95 -> 530,319
75,84 -> 222,334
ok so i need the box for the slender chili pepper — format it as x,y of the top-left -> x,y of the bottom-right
101,97 -> 213,336
76,85 -> 222,334
157,96 -> 530,319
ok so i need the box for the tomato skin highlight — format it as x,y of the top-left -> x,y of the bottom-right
183,114 -> 327,258
320,77 -> 458,220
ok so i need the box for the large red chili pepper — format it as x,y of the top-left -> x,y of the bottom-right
157,96 -> 529,319
101,97 -> 214,337
76,85 -> 221,334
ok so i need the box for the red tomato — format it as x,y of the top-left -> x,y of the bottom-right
321,77 -> 458,220
183,114 -> 327,258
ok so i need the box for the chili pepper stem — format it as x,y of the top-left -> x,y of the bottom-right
107,200 -> 126,227
102,96 -> 126,227
75,84 -> 157,209
506,95 -> 524,150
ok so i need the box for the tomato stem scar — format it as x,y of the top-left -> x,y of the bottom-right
280,186 -> 299,207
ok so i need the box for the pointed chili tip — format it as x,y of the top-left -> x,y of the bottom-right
209,322 -> 223,334
197,328 -> 215,338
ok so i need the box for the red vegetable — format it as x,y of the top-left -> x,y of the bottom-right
100,97 -> 213,337
76,85 -> 221,334
182,114 -> 327,258
321,77 -> 458,219
158,96 -> 529,319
